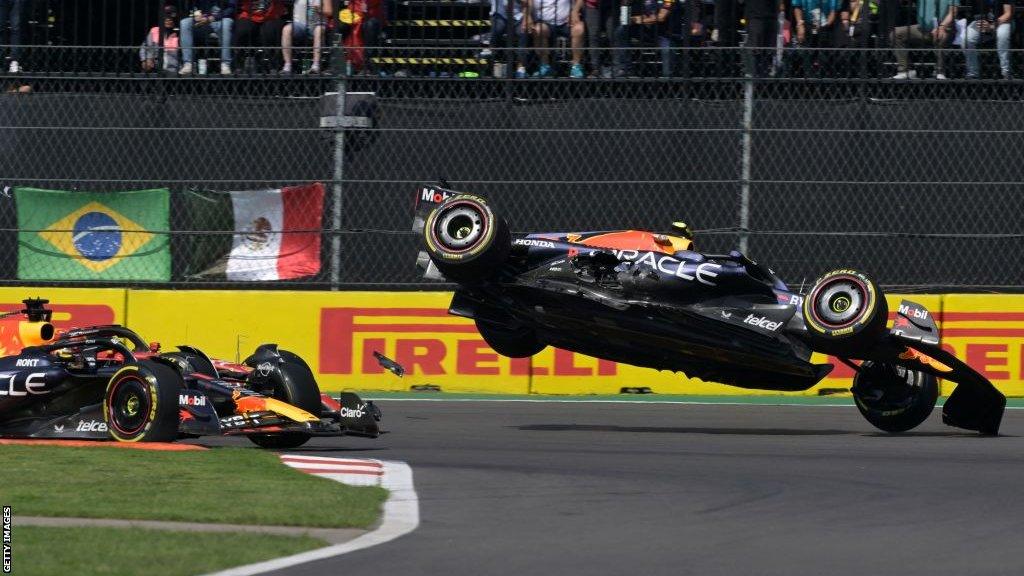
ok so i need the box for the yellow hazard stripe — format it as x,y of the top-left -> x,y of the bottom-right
372,57 -> 487,65
390,19 -> 490,26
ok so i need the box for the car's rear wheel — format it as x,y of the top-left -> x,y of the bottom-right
476,320 -> 546,358
852,361 -> 938,433
104,360 -> 181,443
802,269 -> 888,355
422,194 -> 511,281
161,350 -> 217,378
247,360 -> 321,449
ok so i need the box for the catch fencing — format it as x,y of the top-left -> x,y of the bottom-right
2,46 -> 1023,290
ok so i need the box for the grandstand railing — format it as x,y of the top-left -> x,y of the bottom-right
2,46 -> 1022,291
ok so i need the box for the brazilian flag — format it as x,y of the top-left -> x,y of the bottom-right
16,187 -> 171,281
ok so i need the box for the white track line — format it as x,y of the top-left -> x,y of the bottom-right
202,459 -> 419,576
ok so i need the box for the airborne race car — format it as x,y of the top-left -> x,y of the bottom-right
0,300 -> 380,448
414,185 -> 1006,435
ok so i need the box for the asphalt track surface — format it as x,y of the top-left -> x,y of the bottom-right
205,400 -> 1024,576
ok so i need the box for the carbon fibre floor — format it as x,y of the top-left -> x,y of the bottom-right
202,399 -> 1024,576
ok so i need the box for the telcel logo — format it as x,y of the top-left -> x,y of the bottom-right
744,314 -> 783,331
77,420 -> 108,432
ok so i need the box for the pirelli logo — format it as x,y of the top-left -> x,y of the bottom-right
827,311 -> 1024,382
319,307 -> 617,377
939,311 -> 1024,381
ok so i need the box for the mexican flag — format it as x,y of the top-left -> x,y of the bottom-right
16,187 -> 171,281
183,183 -> 325,281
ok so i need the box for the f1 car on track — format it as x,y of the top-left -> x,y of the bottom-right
0,299 -> 380,448
413,185 -> 1006,435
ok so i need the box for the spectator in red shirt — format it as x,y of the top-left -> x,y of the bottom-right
340,0 -> 386,73
236,0 -> 287,67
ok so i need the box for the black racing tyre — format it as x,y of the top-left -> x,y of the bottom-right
476,320 -> 546,358
802,269 -> 888,354
161,351 -> 217,378
852,361 -> 938,433
422,194 -> 511,281
103,360 -> 182,443
247,360 -> 322,449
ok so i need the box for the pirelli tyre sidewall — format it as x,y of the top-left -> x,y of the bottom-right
423,194 -> 510,279
852,361 -> 938,433
103,360 -> 182,443
802,269 -> 887,353
161,351 -> 217,378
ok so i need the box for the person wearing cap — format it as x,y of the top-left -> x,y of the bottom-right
179,0 -> 237,75
140,4 -> 182,73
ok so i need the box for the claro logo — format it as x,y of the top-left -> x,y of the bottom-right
320,307 -> 617,377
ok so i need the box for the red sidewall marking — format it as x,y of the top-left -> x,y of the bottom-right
429,199 -> 490,255
809,275 -> 871,330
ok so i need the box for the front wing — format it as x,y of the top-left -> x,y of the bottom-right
874,300 -> 1005,435
179,392 -> 382,439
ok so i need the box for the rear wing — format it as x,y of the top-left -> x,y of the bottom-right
413,184 -> 461,281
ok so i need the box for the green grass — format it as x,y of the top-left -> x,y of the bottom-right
12,526 -> 324,576
0,446 -> 387,528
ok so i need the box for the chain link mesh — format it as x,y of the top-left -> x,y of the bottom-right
2,46 -> 1023,289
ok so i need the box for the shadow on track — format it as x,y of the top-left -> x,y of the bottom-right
272,446 -> 391,453
516,424 -> 854,436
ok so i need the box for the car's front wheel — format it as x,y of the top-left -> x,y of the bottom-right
104,360 -> 181,443
802,269 -> 888,355
852,361 -> 938,433
247,360 -> 321,449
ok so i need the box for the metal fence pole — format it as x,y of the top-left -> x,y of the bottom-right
738,49 -> 754,255
329,49 -> 349,290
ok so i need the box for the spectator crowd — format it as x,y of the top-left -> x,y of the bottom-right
493,0 -> 1023,78
137,1 -> 380,75
0,0 -> 1021,79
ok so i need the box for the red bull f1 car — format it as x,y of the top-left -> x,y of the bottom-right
414,185 -> 1006,435
0,299 -> 380,448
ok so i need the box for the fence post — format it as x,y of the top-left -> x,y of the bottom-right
329,48 -> 349,291
738,48 -> 754,254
